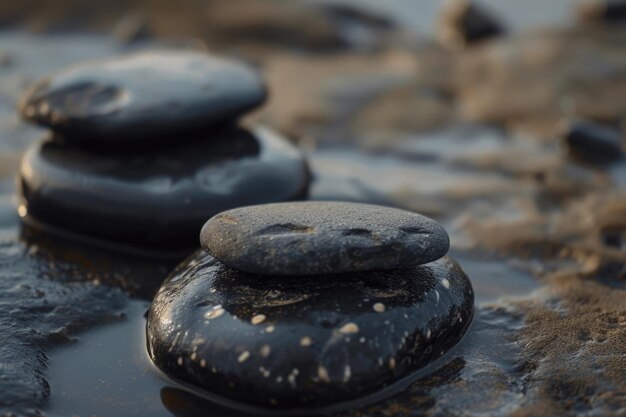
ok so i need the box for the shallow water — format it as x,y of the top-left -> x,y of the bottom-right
45,257 -> 538,417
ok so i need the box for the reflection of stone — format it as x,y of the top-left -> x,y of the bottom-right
147,251 -> 474,409
438,0 -> 504,50
18,126 -> 309,251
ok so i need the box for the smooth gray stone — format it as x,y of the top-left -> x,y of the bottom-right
146,250 -> 474,410
201,201 -> 450,275
18,51 -> 266,144
18,126 -> 309,252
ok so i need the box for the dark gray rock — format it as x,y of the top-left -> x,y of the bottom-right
18,126 -> 309,252
438,0 -> 504,49
562,120 -> 624,165
579,0 -> 626,24
201,201 -> 450,275
18,51 -> 266,145
146,250 -> 474,410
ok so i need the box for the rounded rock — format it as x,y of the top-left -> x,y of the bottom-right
562,120 -> 624,165
201,202 -> 450,275
438,0 -> 504,49
18,51 -> 266,144
147,250 -> 474,410
18,126 -> 309,252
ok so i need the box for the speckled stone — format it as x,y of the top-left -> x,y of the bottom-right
17,126 -> 309,251
201,202 -> 450,275
146,250 -> 474,409
18,51 -> 266,144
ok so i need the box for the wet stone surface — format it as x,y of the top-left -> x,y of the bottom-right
18,51 -> 267,145
201,202 -> 450,275
147,250 -> 474,410
18,126 -> 310,251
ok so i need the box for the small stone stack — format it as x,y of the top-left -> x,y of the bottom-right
147,201 -> 474,411
16,51 -> 310,252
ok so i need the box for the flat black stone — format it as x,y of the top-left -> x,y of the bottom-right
17,126 -> 309,252
563,120 -> 624,165
18,51 -> 266,144
201,202 -> 450,275
146,250 -> 474,410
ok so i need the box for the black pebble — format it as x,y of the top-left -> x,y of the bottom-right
201,202 -> 450,275
17,126 -> 309,252
562,120 -> 624,165
147,250 -> 474,410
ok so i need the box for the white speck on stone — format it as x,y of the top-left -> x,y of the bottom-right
300,336 -> 312,347
435,290 -> 440,303
205,305 -> 225,320
359,337 -> 366,343
265,325 -> 275,333
373,302 -> 386,313
200,359 -> 207,368
441,278 -> 450,289
338,322 -> 359,334
389,358 -> 396,370
288,371 -> 298,387
251,314 -> 266,325
318,366 -> 330,383
343,366 -> 351,383
260,345 -> 271,357
426,329 -> 431,340
259,366 -> 271,377
276,376 -> 283,383
238,351 -> 250,363
177,357 -> 183,366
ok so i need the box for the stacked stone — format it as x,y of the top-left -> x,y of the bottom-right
16,51 -> 310,252
147,201 -> 474,411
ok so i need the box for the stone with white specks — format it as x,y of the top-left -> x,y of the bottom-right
146,250 -> 474,409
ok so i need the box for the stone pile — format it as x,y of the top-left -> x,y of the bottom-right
147,201 -> 474,410
16,51 -> 310,252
